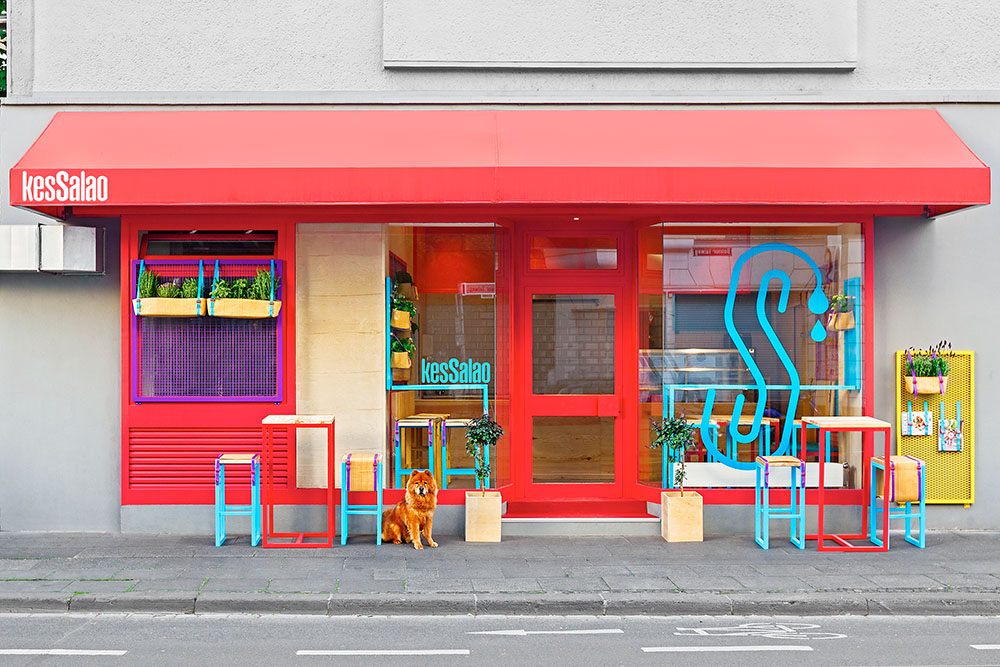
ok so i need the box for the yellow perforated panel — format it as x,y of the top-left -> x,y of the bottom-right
895,350 -> 975,504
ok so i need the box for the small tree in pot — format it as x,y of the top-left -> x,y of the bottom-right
464,413 -> 504,542
649,416 -> 702,542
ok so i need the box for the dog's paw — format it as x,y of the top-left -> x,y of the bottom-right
428,540 -> 438,548
413,542 -> 424,550
392,538 -> 402,544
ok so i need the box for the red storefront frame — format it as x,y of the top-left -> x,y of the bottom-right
12,107 -> 981,512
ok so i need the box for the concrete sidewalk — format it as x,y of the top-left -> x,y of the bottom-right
1,531 -> 998,616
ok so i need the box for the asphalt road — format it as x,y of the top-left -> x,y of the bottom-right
1,614 -> 999,666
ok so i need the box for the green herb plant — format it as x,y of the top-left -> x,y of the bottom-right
138,270 -> 159,299
156,283 -> 181,298
391,336 -> 417,358
229,278 -> 251,300
249,269 -> 280,301
181,278 -> 200,299
649,417 -> 697,496
210,279 -> 231,299
829,294 -> 853,314
906,340 -> 953,377
465,414 -> 503,494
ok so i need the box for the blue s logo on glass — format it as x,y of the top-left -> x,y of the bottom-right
698,243 -> 828,470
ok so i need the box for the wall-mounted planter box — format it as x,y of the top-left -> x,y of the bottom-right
827,312 -> 856,331
391,351 -> 413,370
465,491 -> 502,542
390,309 -> 412,330
208,299 -> 281,318
906,375 -> 948,395
661,490 -> 703,542
132,298 -> 205,317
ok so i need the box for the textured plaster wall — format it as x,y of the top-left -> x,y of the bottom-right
874,105 -> 999,529
11,0 -> 1000,98
0,219 -> 122,531
295,224 -> 388,489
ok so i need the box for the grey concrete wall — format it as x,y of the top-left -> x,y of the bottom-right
0,218 -> 122,531
874,105 -> 1000,529
383,0 -> 857,70
8,0 -> 1000,102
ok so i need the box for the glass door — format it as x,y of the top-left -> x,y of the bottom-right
513,226 -> 629,500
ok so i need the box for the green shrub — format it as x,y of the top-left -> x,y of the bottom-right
138,270 -> 159,299
181,278 -> 200,299
156,283 -> 181,298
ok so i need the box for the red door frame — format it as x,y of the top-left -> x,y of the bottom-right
508,220 -> 638,501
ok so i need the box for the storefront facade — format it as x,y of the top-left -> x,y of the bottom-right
1,2 -> 997,534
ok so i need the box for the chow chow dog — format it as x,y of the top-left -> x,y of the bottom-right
381,470 -> 438,549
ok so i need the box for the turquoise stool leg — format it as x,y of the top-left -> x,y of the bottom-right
789,462 -> 805,549
376,458 -> 384,546
393,422 -> 404,489
754,464 -> 766,549
869,459 -> 880,546
904,459 -> 926,548
250,457 -> 261,547
214,459 -> 224,547
341,460 -> 349,546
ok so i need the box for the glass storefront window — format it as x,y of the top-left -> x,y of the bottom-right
639,224 -> 865,490
387,225 -> 499,489
532,294 -> 615,395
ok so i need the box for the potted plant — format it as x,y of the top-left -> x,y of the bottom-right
208,267 -> 281,318
395,270 -> 418,301
906,340 -> 952,395
390,336 -> 416,370
649,417 -> 702,542
390,291 -> 417,331
464,413 -> 503,542
826,293 -> 855,331
132,268 -> 205,317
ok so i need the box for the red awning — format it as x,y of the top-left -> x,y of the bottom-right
10,109 -> 989,218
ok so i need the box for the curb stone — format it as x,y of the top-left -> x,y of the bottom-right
602,592 -> 732,616
4,591 -> 1000,616
69,592 -> 197,614
0,594 -> 69,613
196,593 -> 329,615
476,593 -> 605,616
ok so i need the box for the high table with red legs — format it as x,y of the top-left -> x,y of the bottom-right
801,415 -> 892,552
261,414 -> 336,548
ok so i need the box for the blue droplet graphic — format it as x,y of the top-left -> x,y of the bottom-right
811,320 -> 827,342
808,288 -> 829,314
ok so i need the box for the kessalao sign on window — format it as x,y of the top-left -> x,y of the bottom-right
421,358 -> 491,384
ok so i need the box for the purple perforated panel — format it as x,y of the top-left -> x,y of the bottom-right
131,259 -> 283,402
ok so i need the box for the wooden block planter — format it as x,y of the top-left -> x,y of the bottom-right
132,298 -> 205,317
465,491 -> 502,542
661,490 -> 703,542
208,299 -> 281,318
390,309 -> 412,330
906,375 -> 949,395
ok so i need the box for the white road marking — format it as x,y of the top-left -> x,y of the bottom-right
0,649 -> 128,656
642,645 -> 814,653
468,628 -> 624,636
298,649 -> 470,656
972,644 -> 1000,649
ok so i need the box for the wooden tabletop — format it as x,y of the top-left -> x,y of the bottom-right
262,415 -> 334,425
217,453 -> 258,464
711,415 -> 779,425
801,416 -> 891,428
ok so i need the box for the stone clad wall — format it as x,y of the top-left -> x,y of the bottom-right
295,224 -> 387,488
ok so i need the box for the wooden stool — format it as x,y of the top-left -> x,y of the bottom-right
393,416 -> 441,488
870,456 -> 926,548
340,453 -> 384,546
754,455 -> 805,550
214,454 -> 261,547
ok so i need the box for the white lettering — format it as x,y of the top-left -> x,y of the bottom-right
20,170 -> 110,203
